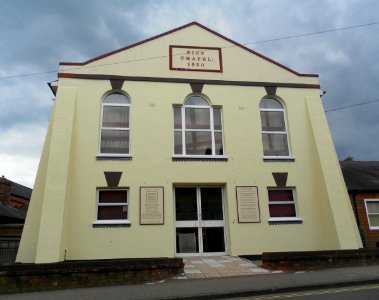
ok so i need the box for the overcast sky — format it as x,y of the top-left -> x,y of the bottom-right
1,0 -> 378,187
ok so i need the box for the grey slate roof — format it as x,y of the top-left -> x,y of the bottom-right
10,181 -> 32,199
340,161 -> 379,192
0,204 -> 26,220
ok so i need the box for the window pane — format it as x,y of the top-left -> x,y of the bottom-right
101,129 -> 129,154
185,96 -> 209,106
201,188 -> 223,220
215,132 -> 223,155
260,98 -> 283,109
369,214 -> 379,227
262,133 -> 289,156
103,93 -> 130,104
367,202 -> 379,213
174,107 -> 182,129
176,228 -> 199,253
98,206 -> 128,220
102,106 -> 129,128
185,108 -> 210,129
174,131 -> 183,154
260,111 -> 285,131
213,108 -> 222,130
185,131 -> 212,155
203,227 -> 225,253
99,190 -> 127,203
268,190 -> 294,202
269,204 -> 296,217
175,188 -> 198,221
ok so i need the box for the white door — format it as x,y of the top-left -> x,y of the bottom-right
175,187 -> 226,256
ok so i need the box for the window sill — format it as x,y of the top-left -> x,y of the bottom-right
268,217 -> 302,225
96,154 -> 132,161
263,156 -> 295,162
172,155 -> 228,162
92,220 -> 131,228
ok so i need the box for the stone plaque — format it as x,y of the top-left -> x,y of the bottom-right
236,186 -> 260,223
140,187 -> 164,225
169,45 -> 223,72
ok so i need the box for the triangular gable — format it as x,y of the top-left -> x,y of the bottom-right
59,22 -> 318,85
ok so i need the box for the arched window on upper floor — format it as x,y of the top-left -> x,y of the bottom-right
173,95 -> 224,156
99,92 -> 131,155
259,97 -> 290,157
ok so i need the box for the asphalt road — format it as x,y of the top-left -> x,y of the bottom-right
225,284 -> 379,300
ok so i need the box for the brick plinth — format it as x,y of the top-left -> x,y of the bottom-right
0,257 -> 184,294
261,249 -> 379,270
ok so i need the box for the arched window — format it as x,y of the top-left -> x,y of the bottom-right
100,92 -> 131,154
174,95 -> 224,156
259,97 -> 289,157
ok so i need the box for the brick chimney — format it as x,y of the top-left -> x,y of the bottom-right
0,175 -> 11,206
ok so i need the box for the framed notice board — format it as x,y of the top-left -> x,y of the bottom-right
236,186 -> 260,223
140,187 -> 164,225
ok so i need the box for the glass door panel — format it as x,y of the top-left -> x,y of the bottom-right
176,228 -> 199,254
202,227 -> 225,253
200,187 -> 223,220
175,188 -> 198,221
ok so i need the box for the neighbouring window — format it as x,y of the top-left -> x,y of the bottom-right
365,199 -> 379,230
268,189 -> 297,219
260,98 -> 290,157
100,93 -> 131,154
174,95 -> 224,156
97,189 -> 128,221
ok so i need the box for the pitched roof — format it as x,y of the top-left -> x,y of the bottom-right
0,204 -> 26,220
10,181 -> 32,200
340,161 -> 379,192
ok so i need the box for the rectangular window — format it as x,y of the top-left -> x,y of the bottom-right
268,189 -> 299,220
94,189 -> 129,225
365,199 -> 379,230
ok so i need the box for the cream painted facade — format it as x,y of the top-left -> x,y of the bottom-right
17,22 -> 362,263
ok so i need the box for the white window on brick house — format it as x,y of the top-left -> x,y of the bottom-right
173,95 -> 224,157
260,97 -> 290,157
99,92 -> 131,155
365,199 -> 379,230
93,189 -> 130,225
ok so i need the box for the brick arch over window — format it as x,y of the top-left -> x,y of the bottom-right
259,97 -> 290,157
99,92 -> 131,155
174,94 -> 224,156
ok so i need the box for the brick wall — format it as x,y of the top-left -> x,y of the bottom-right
261,249 -> 379,270
353,193 -> 379,249
0,177 -> 11,206
0,257 -> 184,294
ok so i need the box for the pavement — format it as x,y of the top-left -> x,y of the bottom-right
1,258 -> 379,299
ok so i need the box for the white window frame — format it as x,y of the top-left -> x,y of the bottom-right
267,188 -> 302,222
260,98 -> 293,159
97,92 -> 132,158
365,199 -> 379,230
93,189 -> 131,225
173,95 -> 226,159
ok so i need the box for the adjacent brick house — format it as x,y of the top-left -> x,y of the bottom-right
0,176 -> 32,264
340,161 -> 379,249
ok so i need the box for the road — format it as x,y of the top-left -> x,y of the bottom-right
224,284 -> 379,300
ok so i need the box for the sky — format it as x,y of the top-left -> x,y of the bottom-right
0,0 -> 378,188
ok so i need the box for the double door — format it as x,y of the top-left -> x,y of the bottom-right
175,187 -> 226,256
